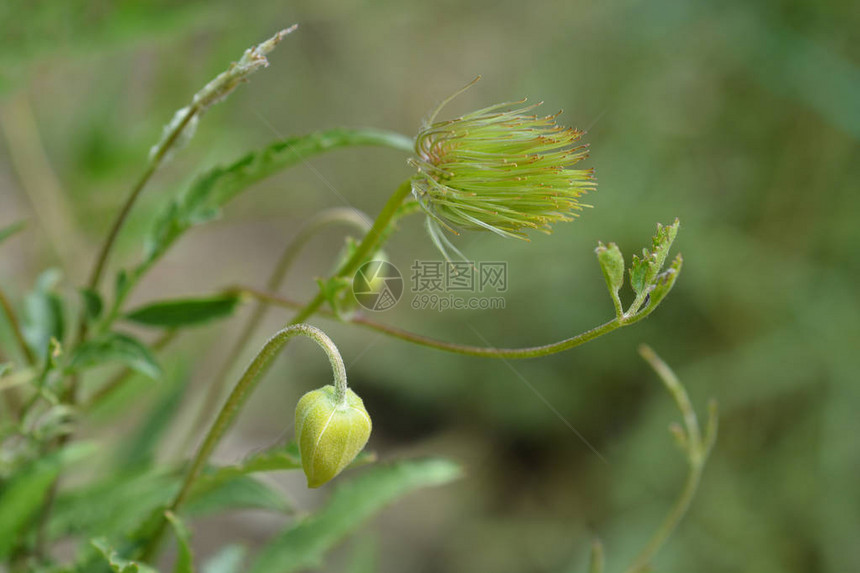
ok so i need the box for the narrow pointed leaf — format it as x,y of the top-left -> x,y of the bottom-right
249,458 -> 461,573
125,294 -> 241,328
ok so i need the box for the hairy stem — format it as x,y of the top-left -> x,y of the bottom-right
183,207 -> 371,451
229,286 -> 667,359
140,324 -> 346,561
139,180 -> 412,562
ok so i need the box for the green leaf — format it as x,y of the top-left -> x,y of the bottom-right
595,242 -> 624,294
0,443 -> 93,558
117,363 -> 190,468
0,459 -> 62,558
595,241 -> 625,316
134,128 -> 413,281
186,475 -> 291,516
166,511 -> 194,573
125,294 -> 241,328
643,253 -> 683,314
629,219 -> 680,297
629,251 -> 652,296
50,469 -> 178,540
80,288 -> 104,323
91,537 -> 157,573
191,447 -> 301,492
189,442 -> 375,500
23,268 -> 66,359
69,332 -> 162,379
202,545 -> 246,573
248,458 -> 461,573
0,220 -> 25,245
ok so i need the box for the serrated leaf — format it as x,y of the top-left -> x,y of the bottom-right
629,219 -> 680,297
166,511 -> 194,573
629,252 -> 652,296
595,242 -> 624,294
248,458 -> 461,573
134,128 -> 413,280
125,294 -> 241,328
645,253 -> 683,312
650,218 -> 680,272
203,545 -> 246,573
0,220 -> 25,245
69,332 -> 161,380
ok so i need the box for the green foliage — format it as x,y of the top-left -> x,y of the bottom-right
91,537 -> 157,573
630,219 -> 679,298
186,475 -> 291,515
165,512 -> 194,573
0,444 -> 92,558
249,458 -> 462,573
0,10 -> 711,572
0,457 -> 63,558
69,332 -> 162,380
129,128 -> 412,290
22,269 -> 66,360
80,288 -> 104,325
124,294 -> 241,328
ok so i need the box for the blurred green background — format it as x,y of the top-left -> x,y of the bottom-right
1,0 -> 859,571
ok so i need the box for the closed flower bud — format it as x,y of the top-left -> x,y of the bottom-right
410,82 -> 595,249
295,385 -> 372,488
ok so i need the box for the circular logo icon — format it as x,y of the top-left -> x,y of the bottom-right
353,261 -> 403,311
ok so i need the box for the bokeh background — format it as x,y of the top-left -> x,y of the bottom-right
1,0 -> 859,571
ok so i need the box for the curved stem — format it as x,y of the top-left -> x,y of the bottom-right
625,463 -> 704,573
140,180 -> 412,562
183,208 -> 372,450
231,286 -> 665,360
625,345 -> 716,573
141,324 -> 346,561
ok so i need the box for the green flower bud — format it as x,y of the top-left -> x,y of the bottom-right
295,385 -> 372,488
409,80 -> 595,248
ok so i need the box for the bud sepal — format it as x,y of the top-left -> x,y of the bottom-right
295,385 -> 372,488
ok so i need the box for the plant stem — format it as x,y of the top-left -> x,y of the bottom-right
624,461 -> 704,573
140,181 -> 411,561
0,285 -> 36,366
288,179 -> 415,326
230,286 -> 667,359
86,109 -> 197,294
624,345 -> 717,573
140,324 -> 346,561
183,207 -> 371,451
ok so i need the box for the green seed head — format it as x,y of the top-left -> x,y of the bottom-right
295,385 -> 372,488
410,85 -> 595,246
